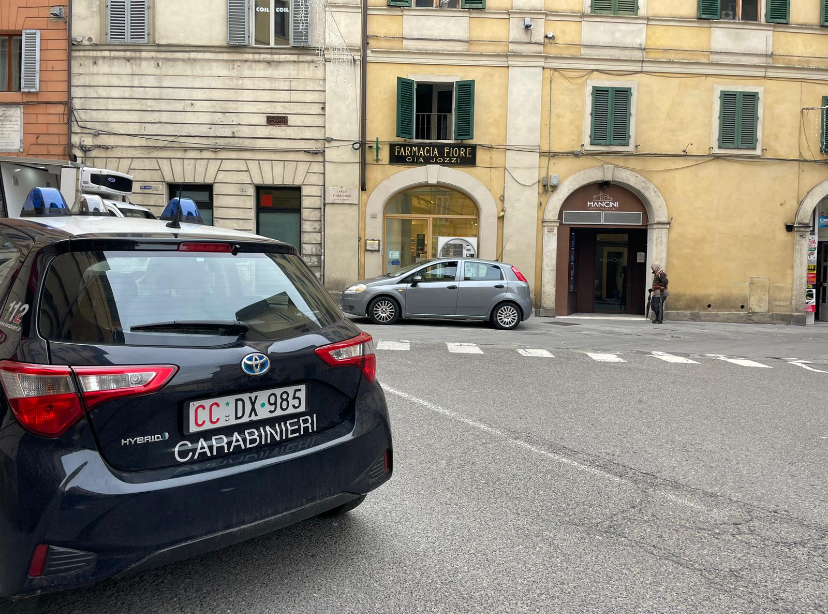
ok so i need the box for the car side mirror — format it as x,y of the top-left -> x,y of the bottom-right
411,275 -> 423,286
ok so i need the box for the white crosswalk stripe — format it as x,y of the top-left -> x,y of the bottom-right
586,352 -> 626,363
376,341 -> 410,351
706,354 -> 771,369
447,343 -> 484,354
649,351 -> 698,364
517,349 -> 554,358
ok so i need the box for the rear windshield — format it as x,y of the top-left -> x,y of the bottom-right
120,209 -> 155,219
39,250 -> 342,346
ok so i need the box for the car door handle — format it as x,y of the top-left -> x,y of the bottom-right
494,284 -> 505,289
447,285 -> 458,290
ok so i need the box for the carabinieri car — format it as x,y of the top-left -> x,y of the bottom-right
0,211 -> 392,612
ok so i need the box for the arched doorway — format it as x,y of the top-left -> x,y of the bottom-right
383,186 -> 479,275
540,165 -> 670,316
364,165 -> 498,279
556,185 -> 649,315
793,179 -> 828,324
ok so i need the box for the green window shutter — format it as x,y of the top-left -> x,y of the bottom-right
460,0 -> 486,8
592,0 -> 613,14
396,78 -> 415,140
766,0 -> 789,24
454,80 -> 475,141
821,96 -> 828,153
719,91 -> 738,149
698,0 -> 720,19
591,88 -> 611,146
387,0 -> 411,6
610,88 -> 631,146
738,92 -> 758,149
616,0 -> 638,15
822,0 -> 828,26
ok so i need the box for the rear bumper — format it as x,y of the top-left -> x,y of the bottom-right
2,402 -> 392,599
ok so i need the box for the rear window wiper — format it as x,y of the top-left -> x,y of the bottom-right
130,320 -> 250,335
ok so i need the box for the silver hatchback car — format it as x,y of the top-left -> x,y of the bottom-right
341,258 -> 532,330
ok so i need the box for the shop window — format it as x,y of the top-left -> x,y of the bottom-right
169,185 -> 214,225
387,0 -> 485,8
592,0 -> 638,16
821,96 -> 828,154
698,0 -> 788,23
257,187 -> 301,249
108,0 -> 149,43
718,91 -> 759,150
590,87 -> 631,147
384,187 -> 478,275
396,78 -> 475,141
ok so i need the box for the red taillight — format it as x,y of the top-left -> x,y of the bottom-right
73,365 -> 178,410
0,361 -> 178,438
314,332 -> 376,383
0,363 -> 83,438
511,266 -> 528,283
178,242 -> 232,253
28,544 -> 48,577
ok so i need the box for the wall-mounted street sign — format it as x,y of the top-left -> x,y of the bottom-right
390,143 -> 477,166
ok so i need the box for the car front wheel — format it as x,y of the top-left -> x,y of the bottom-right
491,302 -> 521,330
368,297 -> 399,325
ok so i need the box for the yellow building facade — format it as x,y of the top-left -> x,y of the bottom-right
352,0 -> 828,324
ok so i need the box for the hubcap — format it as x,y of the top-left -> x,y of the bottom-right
497,305 -> 519,328
373,300 -> 396,323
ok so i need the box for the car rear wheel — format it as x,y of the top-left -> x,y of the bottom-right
491,302 -> 521,330
368,297 -> 399,325
0,598 -> 39,614
321,495 -> 367,517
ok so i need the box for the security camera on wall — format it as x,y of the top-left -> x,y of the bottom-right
523,18 -> 534,30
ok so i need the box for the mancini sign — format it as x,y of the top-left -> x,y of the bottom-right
586,192 -> 620,209
390,143 -> 477,166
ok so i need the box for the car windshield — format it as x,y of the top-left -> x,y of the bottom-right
390,260 -> 435,277
39,250 -> 341,347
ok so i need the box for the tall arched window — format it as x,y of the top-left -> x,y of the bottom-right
383,187 -> 479,274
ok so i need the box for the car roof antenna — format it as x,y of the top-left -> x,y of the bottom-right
166,184 -> 184,229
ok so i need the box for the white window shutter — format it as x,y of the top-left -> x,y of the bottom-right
108,0 -> 128,43
127,0 -> 149,43
20,30 -> 40,93
227,0 -> 249,45
290,0 -> 311,47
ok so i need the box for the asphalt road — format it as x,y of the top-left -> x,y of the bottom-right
40,317 -> 828,614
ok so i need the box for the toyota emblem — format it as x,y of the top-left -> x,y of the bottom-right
241,353 -> 270,376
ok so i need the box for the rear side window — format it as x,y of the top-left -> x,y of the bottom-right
39,251 -> 342,346
463,262 -> 502,281
0,236 -> 22,288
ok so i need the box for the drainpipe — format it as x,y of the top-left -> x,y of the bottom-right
359,0 -> 367,192
67,0 -> 73,161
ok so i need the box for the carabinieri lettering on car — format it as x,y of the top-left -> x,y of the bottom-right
174,414 -> 319,463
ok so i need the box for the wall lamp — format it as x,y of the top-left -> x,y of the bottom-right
785,223 -> 794,233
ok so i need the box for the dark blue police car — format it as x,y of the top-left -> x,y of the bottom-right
0,190 -> 393,611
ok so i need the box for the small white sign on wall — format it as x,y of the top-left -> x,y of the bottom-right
327,187 -> 358,204
637,252 -> 646,263
0,106 -> 24,153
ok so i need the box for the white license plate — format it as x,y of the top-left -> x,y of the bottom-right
186,385 -> 306,434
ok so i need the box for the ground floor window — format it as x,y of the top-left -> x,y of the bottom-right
168,184 -> 213,225
257,187 -> 301,250
383,187 -> 478,274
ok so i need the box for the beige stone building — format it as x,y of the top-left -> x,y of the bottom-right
70,0 -> 362,280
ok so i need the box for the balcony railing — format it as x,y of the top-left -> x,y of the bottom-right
416,113 -> 452,141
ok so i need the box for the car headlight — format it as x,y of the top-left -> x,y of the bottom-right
344,284 -> 367,294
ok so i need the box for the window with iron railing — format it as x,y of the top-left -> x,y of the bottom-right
397,80 -> 475,141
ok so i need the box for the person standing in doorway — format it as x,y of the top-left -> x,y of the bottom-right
650,262 -> 669,324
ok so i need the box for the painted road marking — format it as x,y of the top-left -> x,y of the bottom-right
447,343 -> 484,355
376,341 -> 410,351
706,354 -> 772,369
783,358 -> 828,373
586,352 -> 627,363
517,349 -> 554,358
649,351 -> 699,364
